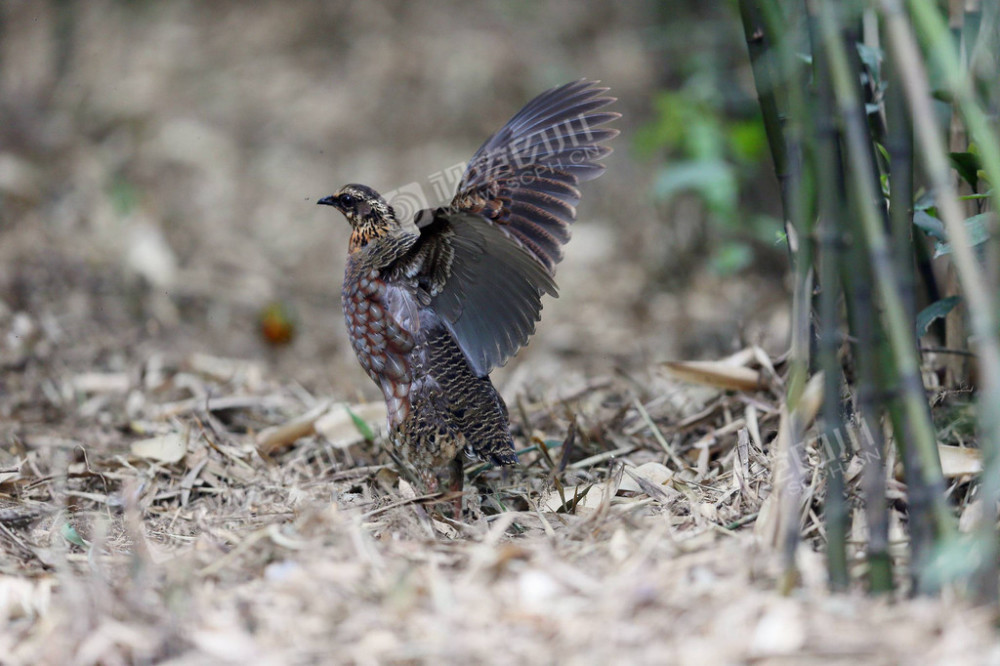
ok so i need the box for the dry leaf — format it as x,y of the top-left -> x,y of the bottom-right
661,360 -> 764,391
315,402 -> 387,448
938,444 -> 982,478
255,400 -> 332,454
959,498 -> 983,533
540,477 -> 619,513
130,433 -> 187,463
71,372 -> 130,394
397,478 -> 417,500
750,600 -> 806,655
794,372 -> 824,426
619,462 -> 674,495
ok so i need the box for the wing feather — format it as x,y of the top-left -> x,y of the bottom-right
399,81 -> 617,375
450,79 -> 619,273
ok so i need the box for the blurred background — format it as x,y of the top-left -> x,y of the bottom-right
0,0 -> 789,406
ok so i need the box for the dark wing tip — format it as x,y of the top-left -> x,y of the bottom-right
450,79 -> 620,275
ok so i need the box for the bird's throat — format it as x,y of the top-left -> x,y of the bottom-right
348,223 -> 389,253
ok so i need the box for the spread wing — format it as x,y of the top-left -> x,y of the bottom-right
451,79 -> 620,272
402,80 -> 618,376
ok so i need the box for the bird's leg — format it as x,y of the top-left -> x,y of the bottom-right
447,457 -> 464,518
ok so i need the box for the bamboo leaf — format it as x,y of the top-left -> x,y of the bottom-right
949,151 -> 982,190
913,210 -> 946,240
914,190 -> 936,211
346,405 -> 376,443
660,360 -> 765,391
61,523 -> 88,548
916,296 -> 962,337
933,213 -> 992,257
875,142 -> 891,164
856,42 -> 883,75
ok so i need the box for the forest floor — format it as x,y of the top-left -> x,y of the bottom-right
2,308 -> 998,665
2,2 -> 999,664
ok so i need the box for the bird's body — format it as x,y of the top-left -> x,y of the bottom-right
340,224 -> 516,479
319,80 -> 618,498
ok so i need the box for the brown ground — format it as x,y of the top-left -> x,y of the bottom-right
1,2 -> 998,664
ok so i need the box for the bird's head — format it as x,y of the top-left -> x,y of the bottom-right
318,184 -> 406,252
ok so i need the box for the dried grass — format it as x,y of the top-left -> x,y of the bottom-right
2,339 -> 998,664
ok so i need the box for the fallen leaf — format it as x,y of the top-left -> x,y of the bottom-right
131,433 -> 187,463
661,360 -> 765,391
619,462 -> 674,495
938,444 -> 982,478
315,402 -> 387,448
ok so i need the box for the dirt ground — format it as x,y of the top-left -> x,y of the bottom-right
2,2 -> 999,664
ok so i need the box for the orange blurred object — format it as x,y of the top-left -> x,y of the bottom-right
258,301 -> 297,346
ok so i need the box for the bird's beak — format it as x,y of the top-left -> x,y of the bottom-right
317,195 -> 339,207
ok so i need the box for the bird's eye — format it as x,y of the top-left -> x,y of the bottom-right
339,193 -> 355,207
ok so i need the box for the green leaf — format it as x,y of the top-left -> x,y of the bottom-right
914,190 -> 936,211
913,210 -> 946,241
345,406 -> 375,443
920,531 -> 994,593
949,152 -> 982,190
710,242 -> 753,276
108,176 -> 140,216
932,89 -> 954,103
875,143 -> 890,165
653,159 -> 737,217
916,296 -> 961,337
727,120 -> 767,164
855,43 -> 883,74
933,213 -> 993,258
61,523 -> 89,548
958,192 -> 993,202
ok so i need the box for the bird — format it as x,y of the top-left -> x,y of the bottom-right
318,80 -> 619,509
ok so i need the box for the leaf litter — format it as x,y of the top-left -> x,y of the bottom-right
1,334 -> 997,664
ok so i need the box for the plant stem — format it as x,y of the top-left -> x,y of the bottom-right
738,0 -> 792,217
820,1 -> 954,540
883,0 -> 1000,601
809,7 -> 850,590
740,0 -> 816,585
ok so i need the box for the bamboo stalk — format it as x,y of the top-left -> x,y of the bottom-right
861,17 -> 917,595
738,0 -> 792,217
819,2 -> 955,541
885,31 -> 917,331
740,0 -> 816,587
809,8 -> 850,590
765,0 -> 815,589
883,0 -> 1000,601
854,304 -> 897,594
943,2 -> 972,388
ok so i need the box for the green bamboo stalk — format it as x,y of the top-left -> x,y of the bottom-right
819,2 -> 955,541
834,153 -> 903,593
740,0 -> 816,586
858,26 -> 916,593
883,0 -> 1000,601
885,39 -> 918,330
738,0 -> 792,217
842,24 -> 924,591
854,301 -> 897,593
837,150 -> 898,593
809,9 -> 850,590
763,0 -> 816,587
968,0 -> 999,113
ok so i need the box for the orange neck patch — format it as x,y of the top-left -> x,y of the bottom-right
349,223 -> 389,253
